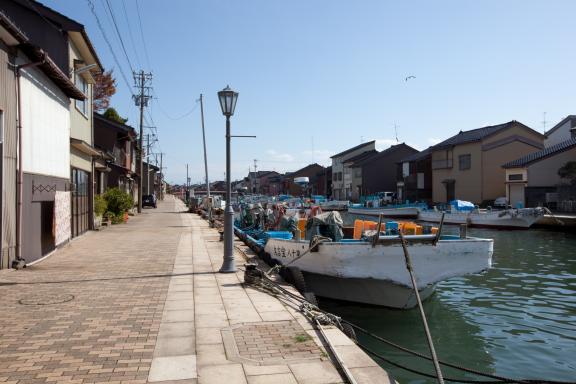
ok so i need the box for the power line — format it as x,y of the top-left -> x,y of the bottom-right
103,0 -> 135,73
120,0 -> 142,69
85,0 -> 133,94
134,0 -> 152,70
154,95 -> 199,121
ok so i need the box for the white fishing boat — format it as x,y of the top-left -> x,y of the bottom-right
348,206 -> 420,218
263,234 -> 493,309
319,200 -> 349,211
418,208 -> 545,229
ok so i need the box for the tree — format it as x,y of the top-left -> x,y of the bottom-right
103,107 -> 128,124
558,161 -> 576,185
93,70 -> 116,111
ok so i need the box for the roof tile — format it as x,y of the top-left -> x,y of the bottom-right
502,138 -> 576,168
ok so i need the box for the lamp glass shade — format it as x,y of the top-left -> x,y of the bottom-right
218,86 -> 239,116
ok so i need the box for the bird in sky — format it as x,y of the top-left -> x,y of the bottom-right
405,75 -> 416,82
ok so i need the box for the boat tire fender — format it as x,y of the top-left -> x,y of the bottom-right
261,252 -> 272,265
340,322 -> 357,343
304,291 -> 318,306
269,258 -> 282,267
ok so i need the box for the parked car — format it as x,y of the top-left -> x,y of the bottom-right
377,191 -> 396,204
493,197 -> 508,209
143,194 -> 157,208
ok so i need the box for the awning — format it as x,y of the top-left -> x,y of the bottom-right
70,138 -> 101,157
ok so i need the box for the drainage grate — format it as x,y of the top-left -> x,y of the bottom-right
19,293 -> 75,305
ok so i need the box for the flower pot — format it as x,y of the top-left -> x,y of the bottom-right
123,212 -> 129,222
94,215 -> 102,229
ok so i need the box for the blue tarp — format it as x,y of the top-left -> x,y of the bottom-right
450,200 -> 475,211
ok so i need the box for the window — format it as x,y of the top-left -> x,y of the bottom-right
402,162 -> 410,177
354,168 -> 361,178
459,154 -> 471,170
417,173 -> 425,189
508,173 -> 523,181
75,74 -> 88,115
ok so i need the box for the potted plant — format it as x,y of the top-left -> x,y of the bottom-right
103,188 -> 134,225
94,194 -> 108,228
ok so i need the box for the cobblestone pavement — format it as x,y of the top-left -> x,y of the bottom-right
0,198 -> 183,384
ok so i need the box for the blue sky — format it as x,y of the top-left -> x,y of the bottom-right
43,0 -> 576,184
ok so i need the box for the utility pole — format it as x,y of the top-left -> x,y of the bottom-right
146,133 -> 150,195
253,159 -> 258,194
160,152 -> 164,200
133,70 -> 152,213
199,94 -> 210,198
186,163 -> 189,202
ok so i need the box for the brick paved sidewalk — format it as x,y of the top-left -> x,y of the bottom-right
0,196 -> 394,384
0,197 -> 183,384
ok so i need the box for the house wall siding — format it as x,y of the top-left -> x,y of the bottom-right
482,140 -> 542,200
545,120 -> 574,147
0,41 -> 17,269
0,0 -> 69,72
361,146 -> 418,196
432,143 -> 482,203
331,142 -> 376,199
482,124 -> 543,146
70,147 -> 92,172
527,147 -> 576,187
69,41 -> 93,145
19,62 -> 70,179
432,124 -> 544,204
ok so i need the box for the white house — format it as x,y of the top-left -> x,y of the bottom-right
545,115 -> 576,147
330,141 -> 376,200
0,11 -> 84,265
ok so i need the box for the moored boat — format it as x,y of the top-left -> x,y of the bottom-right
237,211 -> 494,309
418,207 -> 545,229
348,205 -> 424,218
319,200 -> 349,211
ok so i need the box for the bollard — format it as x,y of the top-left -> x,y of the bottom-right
459,224 -> 468,239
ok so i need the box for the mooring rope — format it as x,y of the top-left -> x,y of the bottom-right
247,267 -> 576,384
398,230 -> 444,384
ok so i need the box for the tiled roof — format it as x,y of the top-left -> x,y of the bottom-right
343,150 -> 378,165
502,138 -> 576,168
431,121 -> 538,150
330,141 -> 376,158
400,147 -> 432,163
11,0 -> 104,70
352,143 -> 417,167
291,163 -> 324,176
0,11 -> 85,100
94,112 -> 137,136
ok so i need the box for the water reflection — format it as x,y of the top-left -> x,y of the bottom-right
320,295 -> 493,384
335,213 -> 576,383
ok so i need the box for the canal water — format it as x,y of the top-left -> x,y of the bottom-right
322,215 -> 576,383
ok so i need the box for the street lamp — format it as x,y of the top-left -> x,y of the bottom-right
218,85 -> 239,273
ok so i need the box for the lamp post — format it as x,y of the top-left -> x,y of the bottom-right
217,85 -> 239,273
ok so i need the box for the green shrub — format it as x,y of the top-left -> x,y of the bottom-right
94,194 -> 108,217
111,212 -> 125,224
103,188 -> 133,216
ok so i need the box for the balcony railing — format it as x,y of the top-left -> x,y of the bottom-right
112,147 -> 128,168
432,159 -> 453,170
